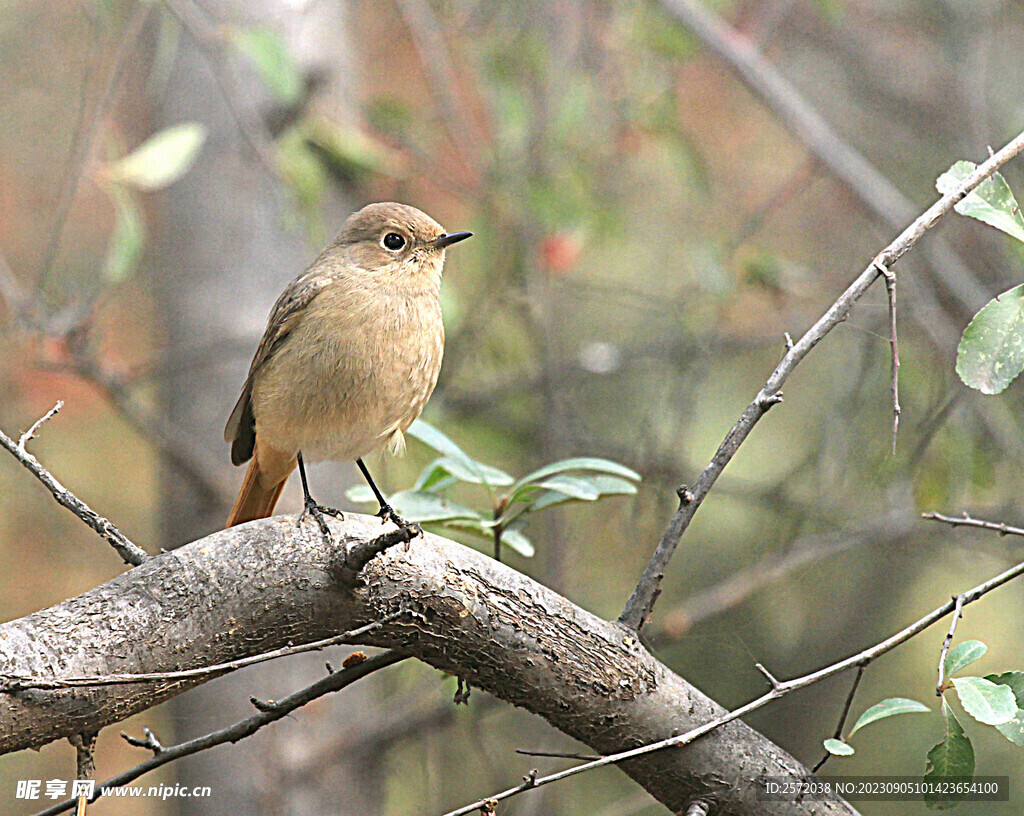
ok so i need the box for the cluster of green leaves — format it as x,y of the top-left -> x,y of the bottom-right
100,122 -> 207,282
938,161 -> 1024,395
345,420 -> 640,560
823,640 -> 1024,809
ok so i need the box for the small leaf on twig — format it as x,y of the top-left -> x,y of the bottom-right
822,738 -> 854,756
229,27 -> 303,106
950,676 -> 1017,725
107,123 -> 207,191
848,698 -> 931,738
924,700 -> 974,810
956,284 -> 1024,394
985,672 -> 1024,745
936,160 -> 1024,244
943,640 -> 987,678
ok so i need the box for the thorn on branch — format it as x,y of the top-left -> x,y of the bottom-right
783,332 -> 794,351
756,391 -> 783,410
18,401 -> 63,451
754,662 -> 781,690
521,769 -> 538,788
676,484 -> 694,506
121,726 -> 163,755
249,696 -> 279,713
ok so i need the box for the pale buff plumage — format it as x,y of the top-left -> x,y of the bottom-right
224,202 -> 465,527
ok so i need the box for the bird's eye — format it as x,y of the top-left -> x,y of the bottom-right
382,232 -> 406,251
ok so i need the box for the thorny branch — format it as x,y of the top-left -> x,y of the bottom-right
29,651 -> 407,816
620,127 -> 1024,632
923,511 -> 1024,538
0,404 -> 148,566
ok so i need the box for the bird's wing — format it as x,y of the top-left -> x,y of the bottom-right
224,269 -> 334,463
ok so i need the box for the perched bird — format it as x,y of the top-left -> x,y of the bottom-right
224,202 -> 471,529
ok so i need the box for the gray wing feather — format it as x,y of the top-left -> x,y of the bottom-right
223,268 -> 334,463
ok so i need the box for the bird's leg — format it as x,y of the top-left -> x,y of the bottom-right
296,452 -> 343,539
356,458 -> 421,535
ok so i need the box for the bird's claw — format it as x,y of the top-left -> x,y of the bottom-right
299,498 -> 344,540
376,503 -> 422,538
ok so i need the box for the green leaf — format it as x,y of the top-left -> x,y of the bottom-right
406,419 -> 469,459
944,640 -> 988,678
985,671 -> 1024,706
823,738 -> 854,756
533,475 -> 602,501
229,27 -> 303,106
848,698 -> 931,737
924,699 -> 974,809
956,284 -> 1024,394
107,123 -> 207,191
937,160 -> 1024,244
498,528 -> 535,557
985,672 -> 1024,745
528,475 -> 638,511
102,185 -> 145,282
304,117 -> 396,178
412,462 -> 458,492
387,490 -> 483,524
512,456 -> 641,492
432,456 -> 514,487
951,676 -> 1017,725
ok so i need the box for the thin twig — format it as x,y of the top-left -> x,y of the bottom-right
158,0 -> 280,176
619,127 -> 1024,631
39,4 -> 151,287
0,614 -> 401,692
936,594 -> 967,695
514,748 -> 601,761
0,404 -> 148,565
444,552 -> 1024,816
922,511 -> 1024,538
812,662 -> 866,772
876,261 -> 901,453
29,651 -> 407,816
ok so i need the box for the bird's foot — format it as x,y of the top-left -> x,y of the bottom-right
376,503 -> 422,538
299,497 -> 344,540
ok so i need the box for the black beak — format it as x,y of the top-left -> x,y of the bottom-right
431,231 -> 473,249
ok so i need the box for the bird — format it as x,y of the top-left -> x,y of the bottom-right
224,202 -> 471,530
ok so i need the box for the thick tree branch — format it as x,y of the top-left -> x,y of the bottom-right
620,127 -> 1024,631
0,515 -> 854,816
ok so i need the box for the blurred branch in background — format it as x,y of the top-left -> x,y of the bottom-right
660,0 -> 991,316
620,126 -> 1024,632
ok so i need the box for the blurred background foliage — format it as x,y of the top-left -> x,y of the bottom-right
2,0 -> 1024,814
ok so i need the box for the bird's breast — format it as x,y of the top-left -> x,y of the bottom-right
251,284 -> 444,462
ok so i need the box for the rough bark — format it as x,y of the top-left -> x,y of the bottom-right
0,514 -> 856,816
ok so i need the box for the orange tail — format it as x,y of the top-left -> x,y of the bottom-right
226,448 -> 293,528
